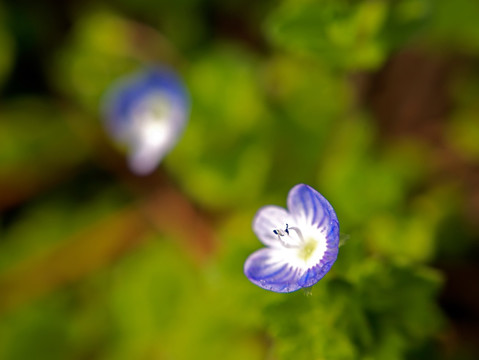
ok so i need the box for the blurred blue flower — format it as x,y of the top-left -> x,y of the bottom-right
244,184 -> 339,293
103,67 -> 189,175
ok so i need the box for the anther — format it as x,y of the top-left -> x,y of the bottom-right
272,224 -> 302,248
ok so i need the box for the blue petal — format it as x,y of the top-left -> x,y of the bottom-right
326,219 -> 340,249
104,67 -> 188,132
296,258 -> 336,288
287,184 -> 338,230
244,248 -> 304,293
103,67 -> 189,140
244,247 -> 338,293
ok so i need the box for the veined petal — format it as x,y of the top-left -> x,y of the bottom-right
244,247 -> 337,293
287,184 -> 337,230
244,248 -> 304,293
252,205 -> 293,248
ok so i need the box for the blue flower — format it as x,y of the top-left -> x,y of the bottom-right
244,184 -> 339,293
103,66 -> 189,175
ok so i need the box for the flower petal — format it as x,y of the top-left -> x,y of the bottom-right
244,247 -> 337,293
252,205 -> 293,248
104,68 -> 188,137
128,142 -> 170,175
102,67 -> 189,175
287,184 -> 338,230
244,248 -> 303,293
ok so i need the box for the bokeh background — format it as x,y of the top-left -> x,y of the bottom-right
1,0 -> 479,359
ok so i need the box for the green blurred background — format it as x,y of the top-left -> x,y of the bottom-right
1,0 -> 479,359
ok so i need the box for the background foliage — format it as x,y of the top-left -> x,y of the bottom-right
1,0 -> 479,359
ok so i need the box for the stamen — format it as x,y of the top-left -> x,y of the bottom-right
287,226 -> 305,243
272,229 -> 285,236
272,224 -> 304,248
272,227 -> 295,248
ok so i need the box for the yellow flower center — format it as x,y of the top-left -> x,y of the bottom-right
298,239 -> 317,261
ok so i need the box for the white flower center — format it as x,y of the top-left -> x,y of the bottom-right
129,92 -> 172,145
272,224 -> 318,261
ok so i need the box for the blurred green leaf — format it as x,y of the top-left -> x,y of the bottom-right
429,0 -> 479,53
447,67 -> 479,162
266,0 -> 431,70
319,118 -> 429,228
0,98 -> 89,175
167,48 -> 273,209
52,10 -> 141,112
